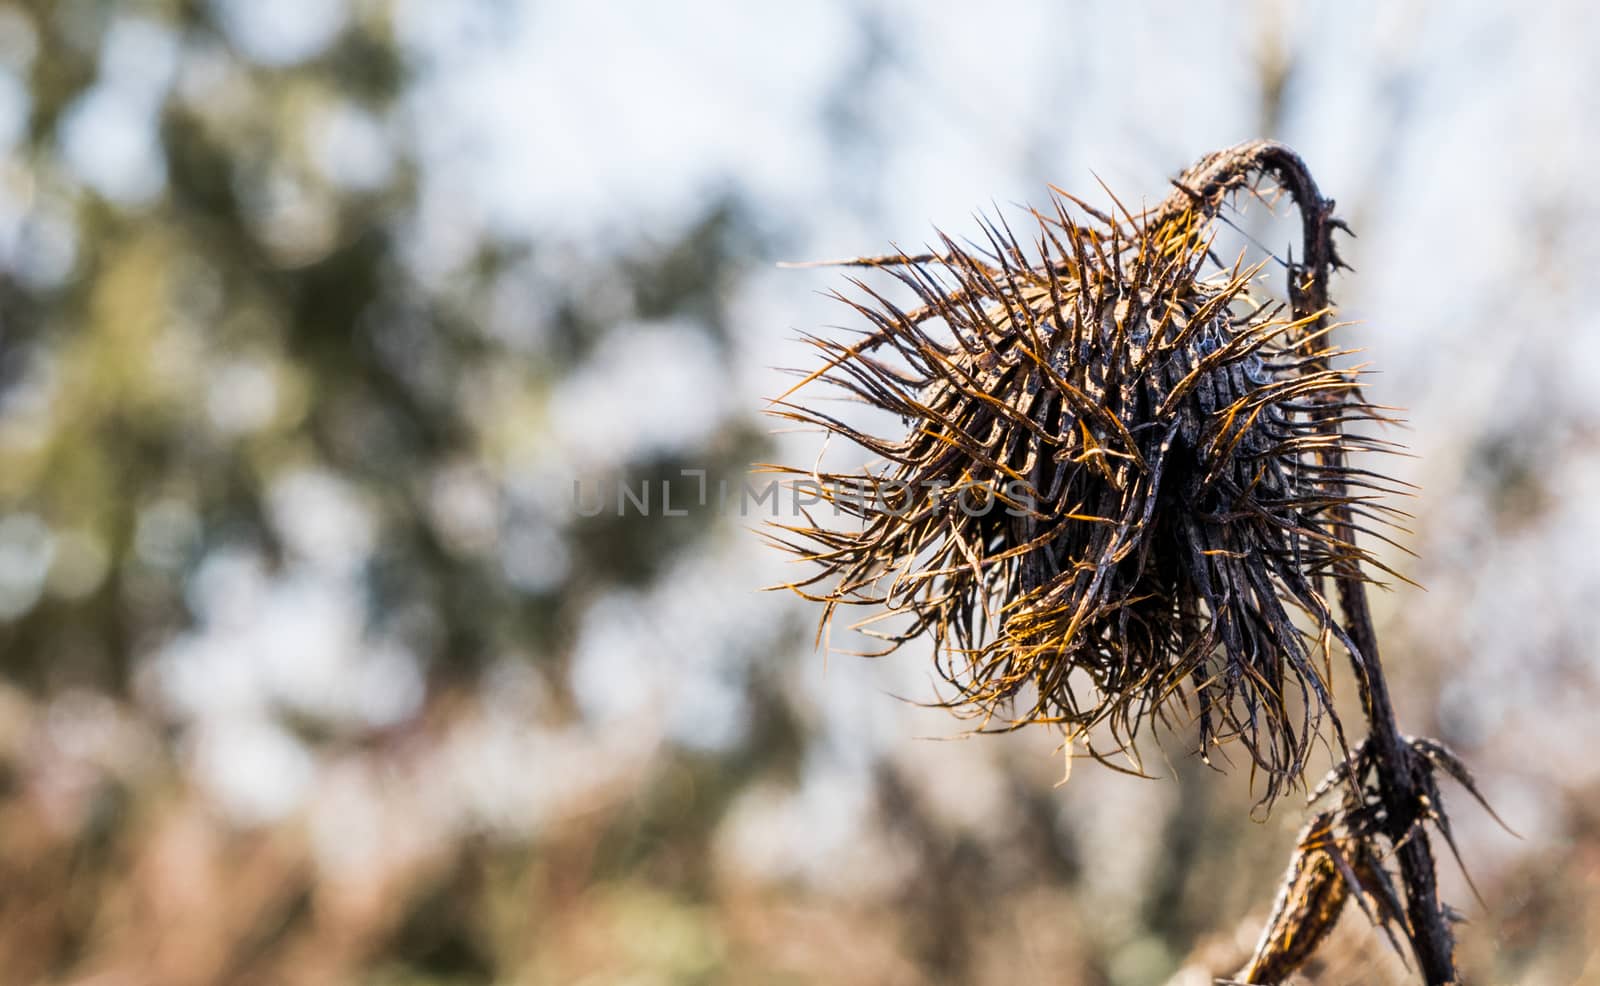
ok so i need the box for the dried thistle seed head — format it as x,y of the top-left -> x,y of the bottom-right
769,154 -> 1404,802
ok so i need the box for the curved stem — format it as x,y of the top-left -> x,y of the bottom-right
1164,141 -> 1458,985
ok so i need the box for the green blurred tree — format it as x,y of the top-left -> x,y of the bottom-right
0,7 -> 795,980
0,0 -> 764,711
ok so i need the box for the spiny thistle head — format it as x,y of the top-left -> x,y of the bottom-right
768,144 -> 1404,803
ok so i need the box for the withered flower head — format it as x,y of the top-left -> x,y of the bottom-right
769,143 -> 1404,801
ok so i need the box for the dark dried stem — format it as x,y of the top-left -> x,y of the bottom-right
1170,141 -> 1457,985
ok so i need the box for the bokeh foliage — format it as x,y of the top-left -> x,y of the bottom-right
0,2 -> 792,982
0,0 -> 763,698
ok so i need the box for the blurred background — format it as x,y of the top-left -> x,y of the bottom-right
0,1 -> 1596,983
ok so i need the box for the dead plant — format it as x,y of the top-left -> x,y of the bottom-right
768,140 -> 1496,984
